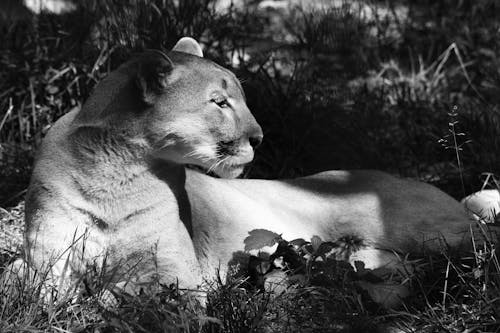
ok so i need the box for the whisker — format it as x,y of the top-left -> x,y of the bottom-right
207,156 -> 229,174
207,159 -> 222,174
184,145 -> 218,160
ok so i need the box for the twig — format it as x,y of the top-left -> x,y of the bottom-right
0,98 -> 14,135
441,260 -> 450,308
29,78 -> 37,131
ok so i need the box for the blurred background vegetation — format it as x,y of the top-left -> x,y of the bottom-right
2,1 -> 500,331
1,0 -> 500,206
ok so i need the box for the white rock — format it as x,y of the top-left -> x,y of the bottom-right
461,189 -> 500,223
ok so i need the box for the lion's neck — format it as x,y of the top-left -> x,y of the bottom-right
69,126 -> 154,199
67,125 -> 191,230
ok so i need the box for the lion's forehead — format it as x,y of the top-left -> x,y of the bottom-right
168,54 -> 243,97
193,67 -> 241,92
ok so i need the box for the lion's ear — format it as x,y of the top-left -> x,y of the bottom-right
172,37 -> 203,57
136,50 -> 174,104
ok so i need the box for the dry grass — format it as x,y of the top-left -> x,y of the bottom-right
2,0 -> 500,331
1,203 -> 499,332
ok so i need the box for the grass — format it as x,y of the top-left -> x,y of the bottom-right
1,215 -> 499,332
2,0 -> 500,331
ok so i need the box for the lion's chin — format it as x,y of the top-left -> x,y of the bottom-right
186,163 -> 245,179
215,165 -> 245,179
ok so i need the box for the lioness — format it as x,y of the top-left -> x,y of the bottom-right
25,37 -> 472,302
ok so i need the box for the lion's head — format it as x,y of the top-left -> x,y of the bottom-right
74,37 -> 263,178
139,38 -> 263,178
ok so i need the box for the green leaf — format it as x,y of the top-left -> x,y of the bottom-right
316,242 -> 334,257
289,238 -> 307,248
244,229 -> 281,251
311,235 -> 323,253
304,244 -> 314,255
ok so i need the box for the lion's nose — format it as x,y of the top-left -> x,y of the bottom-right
249,128 -> 263,149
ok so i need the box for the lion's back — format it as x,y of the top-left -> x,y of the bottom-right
299,169 -> 471,250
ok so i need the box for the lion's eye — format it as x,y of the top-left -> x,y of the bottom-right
211,95 -> 230,108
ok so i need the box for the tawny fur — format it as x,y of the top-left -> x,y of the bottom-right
24,38 -> 472,303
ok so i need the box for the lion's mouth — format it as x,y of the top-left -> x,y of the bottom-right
186,161 -> 247,178
186,164 -> 220,178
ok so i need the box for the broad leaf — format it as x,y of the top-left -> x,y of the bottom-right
311,235 -> 323,252
316,242 -> 334,257
289,238 -> 307,248
244,229 -> 281,251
